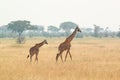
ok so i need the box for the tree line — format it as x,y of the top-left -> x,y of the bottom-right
0,20 -> 120,43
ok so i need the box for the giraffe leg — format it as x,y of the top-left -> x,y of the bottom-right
56,53 -> 59,62
64,50 -> 69,62
68,51 -> 72,61
35,53 -> 38,63
30,55 -> 32,63
56,51 -> 63,62
60,54 -> 63,62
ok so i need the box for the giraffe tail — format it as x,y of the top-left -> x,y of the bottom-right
27,55 -> 29,59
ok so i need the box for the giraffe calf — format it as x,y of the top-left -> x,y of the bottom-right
27,40 -> 48,63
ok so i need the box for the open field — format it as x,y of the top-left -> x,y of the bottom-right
0,37 -> 120,80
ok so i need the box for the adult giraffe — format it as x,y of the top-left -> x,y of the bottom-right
27,40 -> 48,63
56,26 -> 81,62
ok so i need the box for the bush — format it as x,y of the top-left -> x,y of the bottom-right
16,36 -> 26,44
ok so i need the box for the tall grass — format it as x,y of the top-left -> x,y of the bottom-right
0,38 -> 120,80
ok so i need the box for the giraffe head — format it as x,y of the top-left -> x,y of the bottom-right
76,26 -> 81,32
43,40 -> 48,44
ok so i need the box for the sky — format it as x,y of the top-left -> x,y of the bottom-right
0,0 -> 120,31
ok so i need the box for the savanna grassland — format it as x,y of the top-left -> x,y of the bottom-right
0,37 -> 120,80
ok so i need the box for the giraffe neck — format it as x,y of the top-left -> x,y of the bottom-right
65,28 -> 77,43
35,41 -> 44,49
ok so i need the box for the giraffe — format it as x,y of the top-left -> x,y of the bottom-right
56,26 -> 81,62
27,40 -> 48,63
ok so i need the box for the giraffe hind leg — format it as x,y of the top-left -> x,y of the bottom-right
56,53 -> 59,62
56,51 -> 63,62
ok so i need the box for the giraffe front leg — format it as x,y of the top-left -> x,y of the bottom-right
60,54 -> 63,62
30,55 -> 32,63
35,53 -> 38,64
69,51 -> 72,61
64,50 -> 69,62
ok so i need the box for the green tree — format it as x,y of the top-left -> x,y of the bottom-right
59,22 -> 77,36
28,25 -> 38,30
37,25 -> 44,33
47,25 -> 60,37
93,24 -> 101,37
47,25 -> 59,33
104,27 -> 109,37
117,28 -> 120,38
0,25 -> 7,38
7,20 -> 32,43
29,25 -> 44,37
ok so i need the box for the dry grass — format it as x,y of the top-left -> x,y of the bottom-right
0,37 -> 120,80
